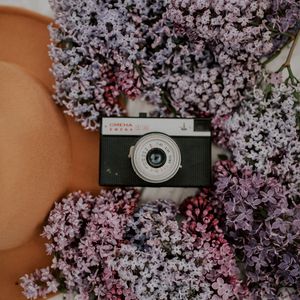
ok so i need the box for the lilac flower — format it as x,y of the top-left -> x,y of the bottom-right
110,200 -> 248,300
20,188 -> 139,300
156,1 -> 272,117
267,1 -> 300,52
212,278 -> 234,300
20,267 -> 59,299
225,83 -> 300,198
48,0 -> 299,139
214,160 -> 300,299
180,188 -> 226,244
21,191 -> 249,299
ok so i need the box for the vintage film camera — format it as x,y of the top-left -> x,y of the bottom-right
99,115 -> 211,187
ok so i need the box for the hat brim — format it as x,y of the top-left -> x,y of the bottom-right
0,6 -> 53,91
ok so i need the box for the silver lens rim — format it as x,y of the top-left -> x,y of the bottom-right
130,133 -> 181,183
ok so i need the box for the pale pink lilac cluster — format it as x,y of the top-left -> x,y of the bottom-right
20,189 -> 139,300
225,83 -> 300,199
48,0 -> 299,138
20,267 -> 59,300
213,160 -> 300,299
111,200 -> 248,300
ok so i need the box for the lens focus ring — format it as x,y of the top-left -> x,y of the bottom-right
130,133 -> 181,183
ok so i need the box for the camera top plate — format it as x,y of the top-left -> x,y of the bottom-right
101,117 -> 211,137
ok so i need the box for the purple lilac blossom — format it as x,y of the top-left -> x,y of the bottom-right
267,1 -> 300,52
48,0 -> 143,130
20,192 -> 249,299
225,83 -> 300,199
270,0 -> 300,32
214,160 -> 300,299
110,200 -> 249,300
48,0 -> 299,140
180,187 -> 226,244
152,1 -> 272,116
20,189 -> 139,300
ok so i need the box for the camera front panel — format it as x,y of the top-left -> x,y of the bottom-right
99,135 -> 211,187
100,135 -> 146,186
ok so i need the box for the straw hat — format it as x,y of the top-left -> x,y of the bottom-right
0,6 -> 54,90
0,7 -> 100,299
0,6 -> 99,250
0,5 -> 74,250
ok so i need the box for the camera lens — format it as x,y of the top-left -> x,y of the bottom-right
129,133 -> 182,183
146,148 -> 167,168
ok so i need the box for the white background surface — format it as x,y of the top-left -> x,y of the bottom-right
0,0 -> 53,16
0,1 -> 299,300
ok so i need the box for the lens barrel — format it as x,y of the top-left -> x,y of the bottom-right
130,133 -> 181,183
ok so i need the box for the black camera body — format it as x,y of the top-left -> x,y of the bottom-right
99,116 -> 211,187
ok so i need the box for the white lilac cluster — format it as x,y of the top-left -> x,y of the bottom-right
226,83 -> 300,199
110,200 -> 248,300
